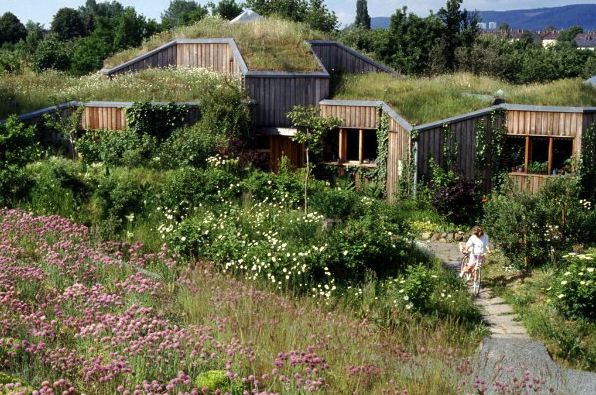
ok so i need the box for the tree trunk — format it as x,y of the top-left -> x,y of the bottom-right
304,147 -> 309,214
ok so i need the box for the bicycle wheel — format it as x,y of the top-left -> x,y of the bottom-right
473,268 -> 481,296
461,256 -> 471,282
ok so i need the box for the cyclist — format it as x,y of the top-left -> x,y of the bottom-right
460,225 -> 490,279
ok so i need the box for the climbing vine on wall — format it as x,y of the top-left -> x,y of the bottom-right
372,112 -> 389,196
441,123 -> 459,172
578,122 -> 596,201
126,102 -> 189,140
475,108 -> 507,189
397,134 -> 417,200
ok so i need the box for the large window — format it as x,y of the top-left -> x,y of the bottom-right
323,128 -> 378,166
505,135 -> 574,175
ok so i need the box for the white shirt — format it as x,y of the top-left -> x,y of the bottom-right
466,234 -> 489,255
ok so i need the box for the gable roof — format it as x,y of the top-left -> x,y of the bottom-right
230,9 -> 264,24
575,33 -> 596,48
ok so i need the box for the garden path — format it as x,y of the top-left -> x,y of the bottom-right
422,240 -> 528,339
418,240 -> 596,395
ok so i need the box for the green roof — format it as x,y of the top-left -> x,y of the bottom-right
104,17 -> 327,72
332,73 -> 596,125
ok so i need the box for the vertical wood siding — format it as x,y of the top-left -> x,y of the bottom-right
245,75 -> 330,127
107,42 -> 240,76
309,42 -> 393,74
506,110 -> 582,137
508,174 -> 573,194
320,104 -> 379,128
80,105 -> 200,130
270,136 -> 303,171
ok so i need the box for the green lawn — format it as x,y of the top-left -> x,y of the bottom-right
333,72 -> 596,125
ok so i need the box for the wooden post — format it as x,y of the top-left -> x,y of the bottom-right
547,137 -> 553,175
339,129 -> 347,163
524,136 -> 531,172
358,129 -> 363,163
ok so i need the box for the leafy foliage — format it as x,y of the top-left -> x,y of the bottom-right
161,0 -> 208,30
51,8 -> 87,40
245,0 -> 338,32
0,12 -> 27,45
126,102 -> 189,140
550,251 -> 596,321
355,0 -> 371,29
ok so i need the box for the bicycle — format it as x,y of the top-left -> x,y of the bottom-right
459,242 -> 482,297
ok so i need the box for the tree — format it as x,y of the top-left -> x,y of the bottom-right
355,0 -> 371,29
51,8 -> 86,40
209,0 -> 243,20
161,0 -> 208,29
0,12 -> 27,45
558,25 -> 583,44
71,34 -> 111,75
245,0 -> 307,22
305,0 -> 337,32
33,35 -> 71,71
113,8 -> 157,51
287,106 -> 341,213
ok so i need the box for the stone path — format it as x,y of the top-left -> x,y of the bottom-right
421,240 -> 529,339
417,240 -> 596,395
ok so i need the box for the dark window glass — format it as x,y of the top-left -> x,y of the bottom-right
362,130 -> 377,164
346,129 -> 359,162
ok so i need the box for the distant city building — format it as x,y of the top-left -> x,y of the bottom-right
540,31 -> 560,47
488,22 -> 497,30
477,22 -> 487,30
575,33 -> 596,50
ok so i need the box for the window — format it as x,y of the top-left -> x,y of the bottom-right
505,135 -> 574,175
323,128 -> 378,166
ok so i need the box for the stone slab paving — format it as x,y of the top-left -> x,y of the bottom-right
416,240 -> 596,394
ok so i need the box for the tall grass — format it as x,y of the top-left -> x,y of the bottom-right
104,17 -> 327,72
333,72 -> 596,125
0,68 -> 240,118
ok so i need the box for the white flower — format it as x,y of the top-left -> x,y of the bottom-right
561,280 -> 568,285
558,294 -> 565,299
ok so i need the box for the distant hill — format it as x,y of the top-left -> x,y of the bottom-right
371,4 -> 596,31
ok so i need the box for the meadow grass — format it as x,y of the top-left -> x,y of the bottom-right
104,17 -> 327,72
0,68 -> 240,119
483,254 -> 596,371
333,72 -> 596,125
178,263 -> 486,395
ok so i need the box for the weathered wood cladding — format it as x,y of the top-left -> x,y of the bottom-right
176,43 -> 239,74
415,113 -> 497,181
270,136 -> 303,172
506,110 -> 583,138
245,75 -> 330,127
508,174 -> 573,195
80,104 -> 200,131
316,101 -> 412,201
308,41 -> 394,74
386,124 -> 411,202
103,40 -> 244,77
320,104 -> 379,129
108,44 -> 178,75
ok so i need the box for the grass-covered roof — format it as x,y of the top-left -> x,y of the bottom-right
0,68 -> 241,119
332,73 -> 596,125
104,17 -> 327,72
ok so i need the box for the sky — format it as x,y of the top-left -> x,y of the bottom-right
0,0 -> 592,27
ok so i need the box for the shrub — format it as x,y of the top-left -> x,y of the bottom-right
310,187 -> 363,220
241,169 -> 304,209
76,129 -> 158,167
194,370 -> 243,394
484,178 -> 593,270
93,169 -> 151,228
431,178 -> 481,224
25,158 -> 92,220
550,250 -> 596,321
384,264 -> 436,311
126,102 -> 189,140
157,124 -> 224,169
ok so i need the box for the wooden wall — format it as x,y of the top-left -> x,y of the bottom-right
105,41 -> 241,76
80,104 -> 200,131
108,44 -> 178,75
320,103 -> 379,129
506,109 -> 583,137
270,136 -> 303,171
176,43 -> 240,74
509,174 -> 573,194
309,42 -> 394,74
245,75 -> 330,127
416,114 -> 493,181
386,120 -> 411,202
